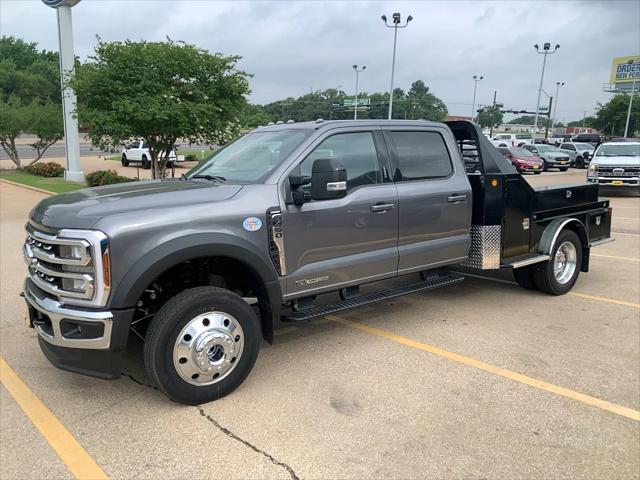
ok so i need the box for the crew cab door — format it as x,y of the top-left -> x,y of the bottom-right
127,141 -> 141,160
280,128 -> 399,298
383,127 -> 472,274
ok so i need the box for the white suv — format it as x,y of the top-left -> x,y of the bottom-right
490,133 -> 532,148
588,142 -> 640,191
121,141 -> 181,169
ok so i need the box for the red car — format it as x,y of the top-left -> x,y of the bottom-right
498,147 -> 544,174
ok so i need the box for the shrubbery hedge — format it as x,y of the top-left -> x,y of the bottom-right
25,162 -> 65,177
85,170 -> 134,186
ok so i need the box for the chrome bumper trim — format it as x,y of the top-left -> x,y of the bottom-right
24,281 -> 113,350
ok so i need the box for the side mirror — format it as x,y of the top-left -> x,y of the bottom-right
311,158 -> 347,201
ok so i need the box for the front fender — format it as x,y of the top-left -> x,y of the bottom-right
108,233 -> 281,342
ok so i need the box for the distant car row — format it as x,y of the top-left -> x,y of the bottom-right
497,142 -> 595,172
489,132 -> 601,149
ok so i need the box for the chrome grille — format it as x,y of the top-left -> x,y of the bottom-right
23,225 -> 109,307
597,165 -> 640,177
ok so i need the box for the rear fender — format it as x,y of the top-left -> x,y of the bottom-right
539,218 -> 590,272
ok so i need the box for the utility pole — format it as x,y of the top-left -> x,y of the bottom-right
532,42 -> 560,144
544,96 -> 553,141
550,81 -> 565,135
352,65 -> 366,120
471,75 -> 483,122
582,111 -> 587,130
624,79 -> 637,138
381,13 -> 413,119
42,0 -> 84,182
489,90 -> 497,137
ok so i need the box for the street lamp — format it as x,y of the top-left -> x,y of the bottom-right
42,0 -> 84,182
353,65 -> 366,120
550,81 -> 565,135
532,42 -> 560,143
381,12 -> 413,120
471,75 -> 483,122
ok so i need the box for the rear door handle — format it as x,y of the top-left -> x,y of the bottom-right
370,203 -> 395,213
447,194 -> 467,203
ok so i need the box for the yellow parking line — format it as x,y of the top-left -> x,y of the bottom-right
567,292 -> 640,309
327,316 -> 640,422
0,356 -> 108,480
592,253 -> 640,262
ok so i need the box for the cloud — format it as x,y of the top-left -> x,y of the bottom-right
1,0 -> 637,121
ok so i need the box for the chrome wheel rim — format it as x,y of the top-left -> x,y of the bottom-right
553,241 -> 577,284
173,311 -> 244,386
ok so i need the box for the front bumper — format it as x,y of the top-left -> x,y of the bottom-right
24,278 -> 134,379
588,176 -> 640,188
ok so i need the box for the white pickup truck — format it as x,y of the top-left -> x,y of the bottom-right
490,133 -> 532,148
121,141 -> 183,169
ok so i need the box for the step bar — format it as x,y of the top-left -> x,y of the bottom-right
282,273 -> 464,322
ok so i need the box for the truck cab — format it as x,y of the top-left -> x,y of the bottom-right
23,120 -> 613,405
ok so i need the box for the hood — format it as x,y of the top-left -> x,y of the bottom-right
592,156 -> 640,167
30,179 -> 243,229
545,151 -> 569,159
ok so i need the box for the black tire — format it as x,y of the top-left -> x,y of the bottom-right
559,167 -> 569,172
542,161 -> 548,171
141,155 -> 150,169
534,171 -> 542,175
533,230 -> 582,295
144,286 -> 261,405
575,156 -> 584,169
514,266 -> 538,290
121,154 -> 129,167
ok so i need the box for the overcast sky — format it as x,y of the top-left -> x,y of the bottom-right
1,0 -> 638,122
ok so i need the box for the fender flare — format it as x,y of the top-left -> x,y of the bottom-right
539,218 -> 590,272
108,233 -> 281,343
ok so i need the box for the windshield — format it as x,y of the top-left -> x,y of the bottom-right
512,148 -> 534,157
495,135 -> 510,139
188,130 -> 311,183
595,144 -> 640,157
574,143 -> 594,151
515,134 -> 530,139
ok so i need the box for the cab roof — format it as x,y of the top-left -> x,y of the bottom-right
253,119 -> 444,133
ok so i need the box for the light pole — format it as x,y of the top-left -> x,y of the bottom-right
352,65 -> 366,120
381,12 -> 413,120
624,79 -> 637,138
471,75 -> 483,122
42,0 -> 84,182
550,81 -> 565,135
532,42 -> 560,143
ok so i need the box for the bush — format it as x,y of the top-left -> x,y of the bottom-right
25,162 -> 65,177
85,170 -> 134,186
184,153 -> 198,161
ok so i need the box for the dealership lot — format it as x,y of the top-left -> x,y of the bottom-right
1,171 -> 639,479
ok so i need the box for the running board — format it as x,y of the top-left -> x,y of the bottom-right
282,273 -> 464,322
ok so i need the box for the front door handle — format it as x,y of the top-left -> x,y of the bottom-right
370,203 -> 395,213
447,194 -> 467,203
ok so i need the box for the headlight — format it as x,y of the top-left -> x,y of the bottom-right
588,163 -> 598,176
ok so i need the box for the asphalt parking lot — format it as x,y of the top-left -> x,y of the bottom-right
1,170 -> 639,479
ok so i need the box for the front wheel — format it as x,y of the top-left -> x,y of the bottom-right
141,155 -> 150,169
121,154 -> 129,167
559,167 -> 569,172
144,286 -> 261,405
533,230 -> 582,295
534,171 -> 542,175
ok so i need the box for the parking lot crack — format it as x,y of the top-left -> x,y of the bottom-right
121,372 -> 159,390
196,406 -> 300,480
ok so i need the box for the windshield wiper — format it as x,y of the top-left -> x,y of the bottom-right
191,174 -> 227,183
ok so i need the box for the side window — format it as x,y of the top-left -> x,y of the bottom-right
387,131 -> 453,181
141,141 -> 149,149
128,141 -> 139,149
300,132 -> 381,191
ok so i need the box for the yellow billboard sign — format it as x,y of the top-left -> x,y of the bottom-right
610,55 -> 640,84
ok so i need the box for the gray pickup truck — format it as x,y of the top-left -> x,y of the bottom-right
23,120 -> 613,404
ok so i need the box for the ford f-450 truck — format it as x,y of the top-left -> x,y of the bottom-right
23,120 -> 613,405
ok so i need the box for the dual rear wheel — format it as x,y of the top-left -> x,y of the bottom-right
514,230 -> 582,295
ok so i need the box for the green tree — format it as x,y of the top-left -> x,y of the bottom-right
567,117 -> 597,128
593,93 -> 640,136
477,106 -> 504,129
0,36 -> 63,168
401,80 -> 448,121
508,115 -> 536,124
71,38 -> 250,178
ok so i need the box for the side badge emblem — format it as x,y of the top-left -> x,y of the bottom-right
243,217 -> 263,232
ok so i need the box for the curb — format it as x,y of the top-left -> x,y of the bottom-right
0,179 -> 54,196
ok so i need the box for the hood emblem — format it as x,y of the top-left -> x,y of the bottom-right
613,168 -> 624,174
